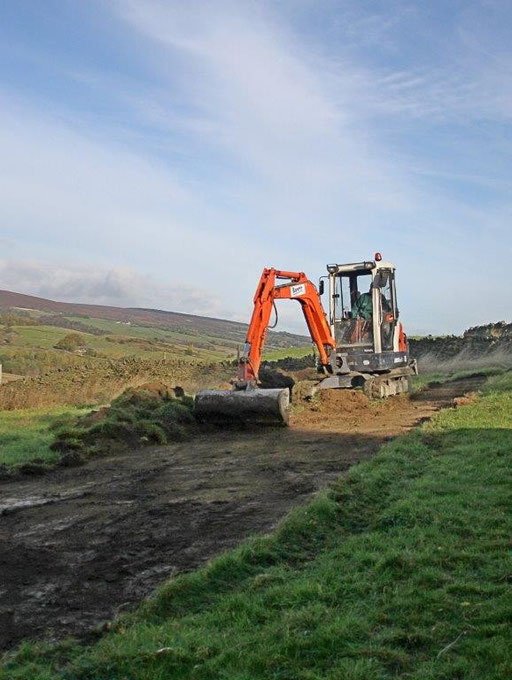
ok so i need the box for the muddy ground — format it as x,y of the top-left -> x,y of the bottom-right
0,378 -> 482,649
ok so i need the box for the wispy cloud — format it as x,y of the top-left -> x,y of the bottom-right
327,1 -> 512,125
114,0 -> 417,219
0,92 -> 244,286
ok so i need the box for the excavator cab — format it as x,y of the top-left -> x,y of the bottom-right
329,261 -> 397,353
318,254 -> 415,396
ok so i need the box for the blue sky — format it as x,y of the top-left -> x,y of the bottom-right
0,0 -> 511,335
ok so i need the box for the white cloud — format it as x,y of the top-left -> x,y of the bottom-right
0,91 -> 250,290
0,258 -> 228,317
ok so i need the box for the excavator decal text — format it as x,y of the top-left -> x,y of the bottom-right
290,284 -> 306,297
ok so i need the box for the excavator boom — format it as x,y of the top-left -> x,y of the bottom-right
239,268 -> 335,382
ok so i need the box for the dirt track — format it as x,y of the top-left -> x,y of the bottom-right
0,379 -> 482,649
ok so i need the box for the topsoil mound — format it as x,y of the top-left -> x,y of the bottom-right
291,388 -> 411,430
315,389 -> 369,412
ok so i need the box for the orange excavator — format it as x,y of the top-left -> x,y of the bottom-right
195,254 -> 417,425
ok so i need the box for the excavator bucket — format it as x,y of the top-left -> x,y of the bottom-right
194,387 -> 290,426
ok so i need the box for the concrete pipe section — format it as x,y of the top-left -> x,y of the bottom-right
194,387 -> 290,426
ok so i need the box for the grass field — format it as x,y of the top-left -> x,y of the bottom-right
262,345 -> 314,360
411,364 -> 509,391
0,319 -> 312,374
0,302 -> 313,379
2,323 -> 235,361
2,372 -> 512,678
0,406 -> 88,467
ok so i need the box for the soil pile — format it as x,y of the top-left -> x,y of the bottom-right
292,388 -> 409,430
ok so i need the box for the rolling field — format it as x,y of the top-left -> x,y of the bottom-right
0,290 -> 310,370
0,303 -> 311,381
1,322 -> 235,363
0,296 -> 312,412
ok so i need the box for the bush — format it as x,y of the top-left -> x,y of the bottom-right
54,333 -> 86,352
136,421 -> 168,444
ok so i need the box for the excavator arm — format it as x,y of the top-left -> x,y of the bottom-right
238,268 -> 336,382
195,268 -> 336,426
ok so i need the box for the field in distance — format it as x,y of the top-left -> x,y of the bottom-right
0,289 -> 312,377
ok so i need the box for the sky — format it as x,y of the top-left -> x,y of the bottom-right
0,0 -> 511,336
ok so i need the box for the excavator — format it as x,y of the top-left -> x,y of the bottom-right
195,253 -> 417,425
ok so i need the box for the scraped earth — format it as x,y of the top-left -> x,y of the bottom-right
0,378 -> 483,649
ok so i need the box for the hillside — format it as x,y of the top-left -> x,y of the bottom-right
0,289 -> 310,350
0,289 -> 312,406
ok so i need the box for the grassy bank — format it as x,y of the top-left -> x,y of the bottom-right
2,374 -> 512,678
263,345 -> 313,361
0,385 -> 197,476
51,384 -> 197,461
0,406 -> 88,468
411,364 -> 508,391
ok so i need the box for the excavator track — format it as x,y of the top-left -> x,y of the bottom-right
363,374 -> 411,399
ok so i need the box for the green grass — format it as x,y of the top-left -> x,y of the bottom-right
3,320 -> 239,364
1,315 -> 311,377
51,386 -> 197,460
0,389 -> 196,472
450,365 -> 511,381
0,406 -> 89,467
65,317 -> 239,359
483,368 -> 512,394
7,325 -> 72,349
411,365 -> 510,392
263,345 -> 313,360
3,377 -> 512,678
65,316 -> 234,345
411,372 -> 446,390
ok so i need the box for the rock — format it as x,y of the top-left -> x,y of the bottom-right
60,451 -> 86,467
18,462 -> 47,475
453,392 -> 478,407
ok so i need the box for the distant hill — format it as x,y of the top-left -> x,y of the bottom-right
0,289 -> 310,349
